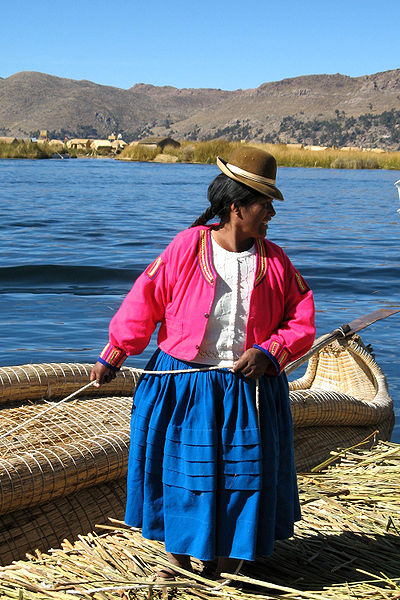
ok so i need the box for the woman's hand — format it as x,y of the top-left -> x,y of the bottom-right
90,361 -> 117,387
232,348 -> 277,379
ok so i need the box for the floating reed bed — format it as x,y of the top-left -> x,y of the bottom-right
259,143 -> 400,170
0,343 -> 393,567
0,441 -> 398,599
118,139 -> 400,170
0,140 -> 52,159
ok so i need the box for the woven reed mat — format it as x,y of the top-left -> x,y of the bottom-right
0,441 -> 398,599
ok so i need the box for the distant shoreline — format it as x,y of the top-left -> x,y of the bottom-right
1,139 -> 400,170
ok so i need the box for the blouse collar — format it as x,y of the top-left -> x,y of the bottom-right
197,228 -> 268,287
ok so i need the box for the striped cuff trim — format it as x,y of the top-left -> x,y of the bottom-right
97,357 -> 120,372
253,345 -> 280,374
99,342 -> 127,369
264,340 -> 291,371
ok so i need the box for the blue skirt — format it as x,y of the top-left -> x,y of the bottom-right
125,350 -> 300,561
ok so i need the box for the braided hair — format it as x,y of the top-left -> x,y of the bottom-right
190,174 -> 259,228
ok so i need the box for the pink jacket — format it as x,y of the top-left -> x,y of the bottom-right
98,226 -> 315,373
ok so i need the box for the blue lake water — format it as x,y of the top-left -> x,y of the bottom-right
0,158 -> 399,440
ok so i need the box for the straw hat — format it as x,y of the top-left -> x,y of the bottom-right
216,146 -> 284,200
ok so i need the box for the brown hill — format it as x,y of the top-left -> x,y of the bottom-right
165,71 -> 400,148
0,70 -> 399,149
0,72 -> 231,140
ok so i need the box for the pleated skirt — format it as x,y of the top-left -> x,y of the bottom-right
125,349 -> 301,561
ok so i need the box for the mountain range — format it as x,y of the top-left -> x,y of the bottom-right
1,69 -> 399,149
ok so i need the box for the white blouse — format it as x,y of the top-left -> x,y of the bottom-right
195,234 -> 257,366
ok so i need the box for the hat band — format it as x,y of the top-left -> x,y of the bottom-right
227,163 -> 276,186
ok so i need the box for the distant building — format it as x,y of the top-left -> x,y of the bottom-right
138,136 -> 180,151
0,136 -> 31,144
37,138 -> 64,146
91,139 -> 112,151
0,136 -> 18,144
111,139 -> 127,151
305,145 -> 329,152
66,138 -> 92,150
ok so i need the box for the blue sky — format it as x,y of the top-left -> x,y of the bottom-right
1,0 -> 399,90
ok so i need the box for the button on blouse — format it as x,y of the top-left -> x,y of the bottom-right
195,234 -> 257,366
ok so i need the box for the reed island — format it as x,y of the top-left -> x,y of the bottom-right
1,136 -> 400,170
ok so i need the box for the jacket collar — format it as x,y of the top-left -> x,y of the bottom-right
197,228 -> 268,287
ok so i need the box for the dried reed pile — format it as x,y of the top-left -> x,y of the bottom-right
0,441 -> 398,599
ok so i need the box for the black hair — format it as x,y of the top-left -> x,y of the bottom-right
190,173 -> 260,228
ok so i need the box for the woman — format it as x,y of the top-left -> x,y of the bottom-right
90,146 -> 315,579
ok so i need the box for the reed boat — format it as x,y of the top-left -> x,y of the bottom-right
0,328 -> 395,565
289,334 -> 394,471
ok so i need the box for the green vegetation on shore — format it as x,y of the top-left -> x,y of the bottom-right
261,143 -> 400,170
0,139 -> 67,159
118,144 -> 161,161
119,139 -> 241,164
118,140 -> 400,170
2,137 -> 400,170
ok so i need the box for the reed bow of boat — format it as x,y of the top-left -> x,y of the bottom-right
289,335 -> 394,471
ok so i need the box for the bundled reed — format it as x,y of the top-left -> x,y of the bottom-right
290,337 -> 394,471
0,395 -> 130,457
0,384 -> 133,516
0,478 -> 126,566
0,363 -> 139,404
0,337 -> 393,509
0,441 -> 398,599
0,429 -> 129,516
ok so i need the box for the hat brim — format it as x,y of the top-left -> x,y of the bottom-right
216,156 -> 284,201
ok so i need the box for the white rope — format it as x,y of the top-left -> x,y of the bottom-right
135,365 -> 230,375
0,381 -> 95,440
0,367 -> 261,441
255,377 -> 260,428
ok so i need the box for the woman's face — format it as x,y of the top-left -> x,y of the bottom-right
232,195 -> 276,239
